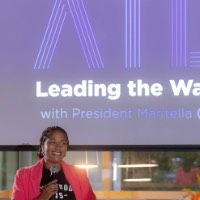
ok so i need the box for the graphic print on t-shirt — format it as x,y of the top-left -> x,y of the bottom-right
40,166 -> 76,199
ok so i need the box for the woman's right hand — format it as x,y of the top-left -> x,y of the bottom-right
37,179 -> 58,200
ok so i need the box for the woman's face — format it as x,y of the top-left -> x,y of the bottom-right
42,130 -> 68,168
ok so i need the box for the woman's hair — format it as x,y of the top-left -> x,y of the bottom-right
37,126 -> 69,158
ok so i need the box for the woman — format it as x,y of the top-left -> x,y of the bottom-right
11,126 -> 96,200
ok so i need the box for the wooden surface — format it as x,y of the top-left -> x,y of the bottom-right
0,190 -> 187,200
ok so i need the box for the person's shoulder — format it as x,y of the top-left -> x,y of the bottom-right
17,159 -> 42,175
62,161 -> 78,170
62,161 -> 86,174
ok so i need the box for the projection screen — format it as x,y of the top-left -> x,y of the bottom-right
0,0 -> 200,146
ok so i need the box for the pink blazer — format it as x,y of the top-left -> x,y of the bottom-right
11,158 -> 96,200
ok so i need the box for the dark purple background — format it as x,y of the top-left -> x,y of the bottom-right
0,0 -> 200,145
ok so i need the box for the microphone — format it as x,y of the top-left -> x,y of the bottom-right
49,166 -> 58,200
50,166 -> 58,180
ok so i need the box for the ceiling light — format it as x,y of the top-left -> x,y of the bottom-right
118,163 -> 158,168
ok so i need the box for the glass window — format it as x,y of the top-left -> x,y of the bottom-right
112,151 -> 200,191
0,149 -> 200,199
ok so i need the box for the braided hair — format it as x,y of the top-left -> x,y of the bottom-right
37,126 -> 69,158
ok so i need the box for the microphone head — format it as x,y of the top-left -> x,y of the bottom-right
50,166 -> 58,175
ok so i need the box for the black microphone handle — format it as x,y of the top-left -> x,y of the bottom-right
50,194 -> 56,200
49,176 -> 56,200
49,167 -> 57,200
50,173 -> 56,200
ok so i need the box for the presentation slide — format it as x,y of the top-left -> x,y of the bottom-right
0,0 -> 200,146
